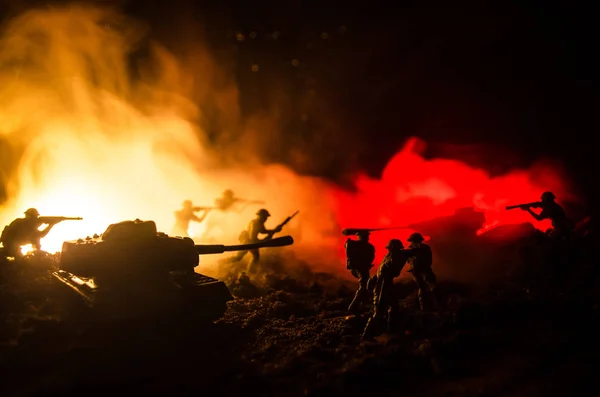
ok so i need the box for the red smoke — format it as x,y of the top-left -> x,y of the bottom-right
333,137 -> 571,263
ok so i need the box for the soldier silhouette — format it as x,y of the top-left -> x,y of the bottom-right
362,239 -> 416,339
345,230 -> 376,313
201,190 -> 265,240
172,200 -> 210,238
522,191 -> 573,240
406,232 -> 439,311
1,208 -> 59,258
215,189 -> 264,213
521,191 -> 575,285
238,209 -> 282,276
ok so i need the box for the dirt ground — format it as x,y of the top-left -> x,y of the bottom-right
1,256 -> 599,397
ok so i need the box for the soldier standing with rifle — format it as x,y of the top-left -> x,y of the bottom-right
406,232 -> 439,311
1,208 -> 82,259
172,200 -> 211,238
341,226 -> 406,313
214,189 -> 265,213
362,239 -> 416,339
344,230 -> 376,313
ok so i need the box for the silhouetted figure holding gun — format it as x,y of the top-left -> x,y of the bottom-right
407,232 -> 439,311
344,229 -> 376,313
237,209 -> 299,276
215,189 -> 265,213
507,192 -> 574,287
0,208 -> 82,258
172,200 -> 211,237
507,191 -> 573,240
362,239 -> 416,339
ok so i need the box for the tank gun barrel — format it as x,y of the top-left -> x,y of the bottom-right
195,235 -> 294,255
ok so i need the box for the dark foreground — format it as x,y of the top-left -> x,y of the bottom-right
1,263 -> 599,397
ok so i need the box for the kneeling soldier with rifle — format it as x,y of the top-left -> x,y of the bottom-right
1,208 -> 82,259
506,191 -> 573,241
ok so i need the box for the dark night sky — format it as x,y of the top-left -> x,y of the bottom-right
1,1 -> 597,205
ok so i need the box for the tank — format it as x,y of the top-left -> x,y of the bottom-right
52,219 -> 294,321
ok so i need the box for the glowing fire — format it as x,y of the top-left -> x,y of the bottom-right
0,5 -> 574,272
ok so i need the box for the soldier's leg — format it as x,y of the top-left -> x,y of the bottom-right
32,237 -> 42,251
3,241 -> 20,258
362,282 -> 386,339
246,249 -> 260,275
412,272 -> 428,311
423,269 -> 440,309
348,269 -> 370,313
387,296 -> 401,333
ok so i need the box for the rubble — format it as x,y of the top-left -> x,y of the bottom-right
1,254 -> 599,396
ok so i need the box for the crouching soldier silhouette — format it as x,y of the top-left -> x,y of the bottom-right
520,191 -> 574,285
520,191 -> 573,241
407,232 -> 439,311
1,208 -> 59,258
362,239 -> 416,339
345,230 -> 375,313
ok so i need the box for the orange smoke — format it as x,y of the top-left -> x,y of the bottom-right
0,5 -> 575,276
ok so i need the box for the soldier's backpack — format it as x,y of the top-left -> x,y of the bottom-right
346,238 -> 369,270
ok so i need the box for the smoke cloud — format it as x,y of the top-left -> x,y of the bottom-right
0,3 -> 578,284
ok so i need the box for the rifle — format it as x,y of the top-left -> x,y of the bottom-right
239,199 -> 265,205
266,210 -> 300,239
38,216 -> 83,224
192,206 -> 216,212
505,201 -> 542,211
342,226 -> 408,236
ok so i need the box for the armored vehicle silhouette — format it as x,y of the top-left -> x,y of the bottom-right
52,219 -> 294,321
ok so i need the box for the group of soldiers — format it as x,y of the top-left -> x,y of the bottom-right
343,191 -> 575,339
172,189 -> 299,278
1,190 -> 577,337
172,189 -> 265,238
344,229 -> 438,339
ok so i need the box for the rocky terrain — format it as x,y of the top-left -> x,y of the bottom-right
1,251 -> 599,397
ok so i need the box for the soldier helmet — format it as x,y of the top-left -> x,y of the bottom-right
24,208 -> 40,217
182,200 -> 192,207
386,239 -> 404,250
356,230 -> 370,237
407,232 -> 425,242
256,208 -> 271,217
223,189 -> 234,198
541,191 -> 556,201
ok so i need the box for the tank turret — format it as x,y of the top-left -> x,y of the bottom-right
52,219 -> 294,321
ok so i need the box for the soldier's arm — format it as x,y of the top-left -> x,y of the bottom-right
368,245 -> 375,263
37,223 -> 57,238
263,223 -> 283,234
196,210 -> 210,223
526,208 -> 546,221
234,200 -> 253,213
